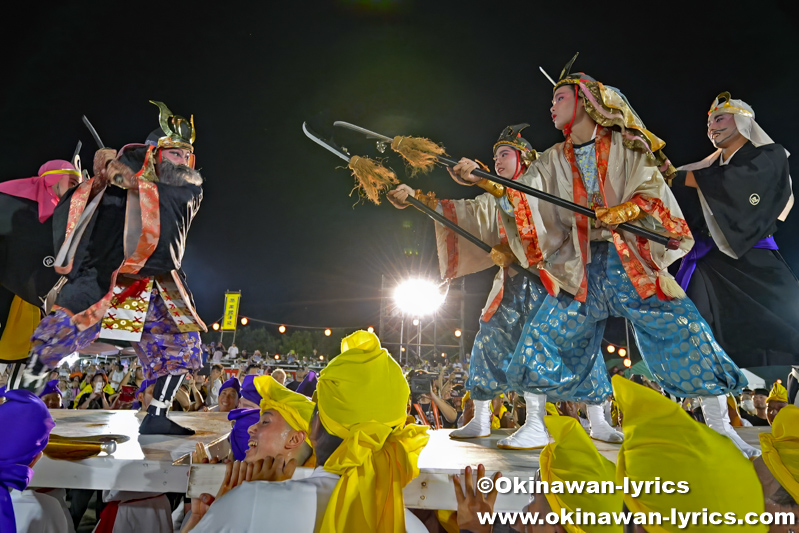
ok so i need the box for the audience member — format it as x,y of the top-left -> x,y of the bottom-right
75,373 -> 113,410
205,365 -> 224,408
227,343 -> 239,360
38,380 -> 63,410
295,370 -> 318,398
238,375 -> 261,409
285,367 -> 307,391
613,376 -> 764,531
109,363 -> 126,392
211,378 -> 240,413
767,382 -> 790,425
1,389 -> 67,533
270,368 -> 286,386
740,388 -> 771,426
182,331 -> 429,532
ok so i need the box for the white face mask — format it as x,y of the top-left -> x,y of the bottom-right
741,399 -> 755,412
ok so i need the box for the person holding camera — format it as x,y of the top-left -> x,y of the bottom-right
409,370 -> 457,429
75,372 -> 112,410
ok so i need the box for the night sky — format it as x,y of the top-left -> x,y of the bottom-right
2,0 -> 798,344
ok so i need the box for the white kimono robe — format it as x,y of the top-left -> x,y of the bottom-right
514,131 -> 693,299
190,468 -> 427,533
92,490 -> 172,533
11,489 -> 72,533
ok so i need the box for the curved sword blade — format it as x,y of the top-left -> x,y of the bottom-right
302,122 -> 351,163
333,121 -> 393,143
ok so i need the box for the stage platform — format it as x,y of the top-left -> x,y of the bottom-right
187,425 -> 768,511
30,411 -> 769,512
31,410 -> 232,493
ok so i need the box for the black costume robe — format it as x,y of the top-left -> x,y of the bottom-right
0,193 -> 60,361
672,142 -> 799,367
52,147 -> 203,318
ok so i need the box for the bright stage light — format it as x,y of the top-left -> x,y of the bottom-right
240,317 -> 249,326
319,355 -> 325,361
618,348 -> 627,357
278,325 -> 286,333
441,352 -> 446,358
412,318 -> 420,326
393,278 -> 446,317
212,322 -> 220,331
324,328 -> 332,336
606,345 -> 615,353
367,326 -> 374,333
274,354 -> 280,361
454,329 -> 462,338
623,357 -> 632,368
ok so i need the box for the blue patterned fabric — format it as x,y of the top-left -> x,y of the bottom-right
31,289 -> 202,380
507,242 -> 746,398
573,141 -> 604,209
467,271 -> 611,404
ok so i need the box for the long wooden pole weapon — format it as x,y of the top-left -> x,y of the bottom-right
333,121 -> 681,250
302,122 -> 542,285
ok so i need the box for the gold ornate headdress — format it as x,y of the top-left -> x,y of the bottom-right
707,92 -> 754,118
548,53 -> 675,177
149,101 -> 196,152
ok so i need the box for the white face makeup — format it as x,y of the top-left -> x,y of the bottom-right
707,112 -> 742,148
493,146 -> 519,179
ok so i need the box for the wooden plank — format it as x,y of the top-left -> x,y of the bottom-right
31,410 -> 232,493
186,426 -> 766,512
30,411 -> 768,511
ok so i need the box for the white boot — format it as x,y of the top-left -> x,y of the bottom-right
496,393 -> 549,450
700,395 -> 760,458
587,403 -> 623,444
450,399 -> 491,439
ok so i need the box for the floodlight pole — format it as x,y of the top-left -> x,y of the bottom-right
399,313 -> 405,365
416,318 -> 422,363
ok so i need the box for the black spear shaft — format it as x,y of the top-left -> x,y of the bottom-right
301,122 -> 542,285
404,196 -> 542,286
435,154 -> 678,250
333,121 -> 681,250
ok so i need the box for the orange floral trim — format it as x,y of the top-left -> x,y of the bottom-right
612,232 -> 657,300
441,200 -> 459,279
64,181 -> 93,240
161,271 -> 207,332
629,195 -> 693,239
594,127 -> 611,192
51,305 -> 74,317
635,236 -> 657,271
71,157 -> 164,331
121,180 -> 161,275
481,269 -> 506,322
563,128 -> 611,303
56,180 -> 95,274
507,189 -> 543,266
565,127 -> 677,301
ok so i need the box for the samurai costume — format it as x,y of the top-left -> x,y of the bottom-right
429,125 -> 620,448
24,101 -> 206,435
0,161 -> 79,371
672,93 -> 799,368
503,62 -> 753,455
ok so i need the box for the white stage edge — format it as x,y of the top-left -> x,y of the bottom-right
31,411 -> 769,512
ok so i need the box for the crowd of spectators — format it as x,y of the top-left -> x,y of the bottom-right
1,338 -> 797,533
